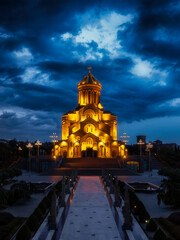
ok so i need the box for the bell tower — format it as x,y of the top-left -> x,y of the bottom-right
77,67 -> 102,107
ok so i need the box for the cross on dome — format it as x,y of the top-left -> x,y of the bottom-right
88,66 -> 92,73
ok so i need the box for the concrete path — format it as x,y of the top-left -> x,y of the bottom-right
59,176 -> 121,240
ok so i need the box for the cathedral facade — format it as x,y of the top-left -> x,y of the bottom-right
55,70 -> 125,158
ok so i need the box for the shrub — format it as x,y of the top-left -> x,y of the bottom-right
7,190 -> 15,205
139,206 -> 150,223
0,217 -> 25,240
15,224 -> 31,240
134,201 -> 144,216
0,171 -> 9,182
0,186 -> 8,205
26,214 -> 39,231
38,201 -> 47,214
118,180 -> 125,196
146,218 -> 157,232
129,189 -> 139,209
10,181 -> 30,200
43,196 -> 51,208
157,217 -> 180,240
0,168 -> 22,183
0,212 -> 15,225
168,212 -> 180,225
47,190 -> 53,200
5,169 -> 15,178
13,168 -> 22,176
14,188 -> 21,199
153,228 -> 167,240
33,208 -> 43,222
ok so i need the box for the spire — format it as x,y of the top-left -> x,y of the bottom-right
88,66 -> 92,73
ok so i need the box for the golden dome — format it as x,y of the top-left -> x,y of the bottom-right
78,71 -> 101,87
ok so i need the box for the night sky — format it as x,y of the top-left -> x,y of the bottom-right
0,0 -> 180,144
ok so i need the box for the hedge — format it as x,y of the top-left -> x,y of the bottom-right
26,214 -> 39,232
168,212 -> 180,225
43,196 -> 51,208
0,212 -> 15,225
33,208 -> 43,222
146,218 -> 157,232
153,228 -> 167,240
38,201 -> 47,214
118,180 -> 125,196
0,217 -> 25,240
156,217 -> 180,240
15,224 -> 31,240
19,179 -> 63,238
128,187 -> 150,223
0,168 -> 22,182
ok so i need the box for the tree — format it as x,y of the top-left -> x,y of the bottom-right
158,168 -> 180,207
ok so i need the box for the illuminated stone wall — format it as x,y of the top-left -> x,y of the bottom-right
55,70 -> 125,158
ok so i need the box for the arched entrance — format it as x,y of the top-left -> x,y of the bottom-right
81,137 -> 97,158
62,150 -> 67,158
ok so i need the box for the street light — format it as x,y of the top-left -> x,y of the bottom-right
18,146 -> 22,151
120,133 -> 130,159
50,133 -> 58,158
26,142 -> 33,175
35,140 -> 42,172
35,140 -> 42,158
137,139 -> 145,172
146,142 -> 153,171
18,146 -> 23,158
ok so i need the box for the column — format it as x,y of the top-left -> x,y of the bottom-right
90,91 -> 92,104
86,91 -> 88,104
83,91 -> 85,104
78,92 -> 81,104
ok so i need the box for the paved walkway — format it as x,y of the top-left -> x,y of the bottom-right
59,177 -> 121,240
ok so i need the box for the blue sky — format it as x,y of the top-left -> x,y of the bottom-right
0,0 -> 180,144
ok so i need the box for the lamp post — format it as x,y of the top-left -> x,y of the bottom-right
50,133 -> 58,159
137,139 -> 145,172
120,133 -> 130,164
35,140 -> 42,158
26,142 -> 33,175
18,146 -> 22,151
146,142 -> 153,171
17,146 -> 23,160
35,140 -> 42,172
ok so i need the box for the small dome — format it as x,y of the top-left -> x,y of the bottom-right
78,71 -> 101,87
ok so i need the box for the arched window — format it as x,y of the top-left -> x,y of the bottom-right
86,137 -> 93,148
83,92 -> 85,104
94,92 -> 96,103
84,124 -> 96,134
88,91 -> 90,104
84,109 -> 95,119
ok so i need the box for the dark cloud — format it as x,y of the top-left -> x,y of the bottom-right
0,0 -> 179,142
0,110 -> 60,141
119,0 -> 180,62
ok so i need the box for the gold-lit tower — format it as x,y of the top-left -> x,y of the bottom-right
55,69 -> 125,158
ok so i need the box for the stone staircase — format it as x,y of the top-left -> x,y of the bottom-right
43,167 -> 138,176
61,157 -> 119,168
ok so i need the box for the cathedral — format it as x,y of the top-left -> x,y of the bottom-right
55,69 -> 125,158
